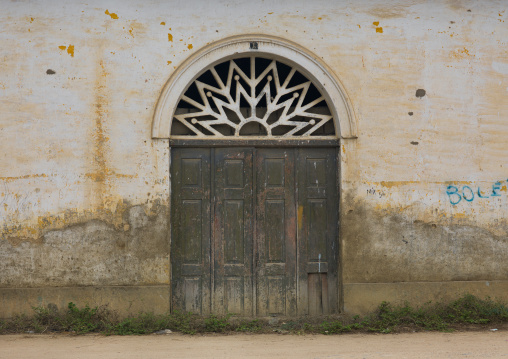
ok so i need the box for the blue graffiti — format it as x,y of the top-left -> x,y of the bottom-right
446,180 -> 507,205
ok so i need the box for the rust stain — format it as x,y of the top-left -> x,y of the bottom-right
373,21 -> 380,26
379,181 -> 418,188
114,173 -> 138,179
128,27 -> 134,37
105,10 -> 119,19
167,61 -> 172,65
85,172 -> 137,180
373,180 -> 473,188
168,33 -> 173,42
87,58 -> 111,210
0,174 -> 49,182
451,47 -> 473,59
85,59 -> 139,209
376,27 -> 383,33
58,45 -> 67,50
160,21 -> 165,25
30,17 -> 34,23
187,44 -> 193,50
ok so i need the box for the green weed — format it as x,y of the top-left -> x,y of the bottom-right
235,319 -> 263,332
204,314 -> 232,333
0,294 -> 506,336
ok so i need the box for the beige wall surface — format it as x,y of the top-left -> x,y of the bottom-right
1,0 -> 507,315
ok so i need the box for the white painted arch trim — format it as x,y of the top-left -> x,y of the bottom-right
152,34 -> 358,139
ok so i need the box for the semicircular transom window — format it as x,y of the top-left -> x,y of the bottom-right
171,56 -> 336,138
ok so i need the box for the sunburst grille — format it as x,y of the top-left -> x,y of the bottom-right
171,57 -> 335,138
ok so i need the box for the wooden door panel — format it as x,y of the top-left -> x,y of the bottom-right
171,146 -> 339,317
307,199 -> 328,261
213,148 -> 254,315
180,200 -> 204,263
223,200 -> 246,264
171,148 -> 211,315
255,149 -> 297,316
265,199 -> 285,262
296,148 -> 338,315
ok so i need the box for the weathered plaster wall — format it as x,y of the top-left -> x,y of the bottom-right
1,0 -> 507,316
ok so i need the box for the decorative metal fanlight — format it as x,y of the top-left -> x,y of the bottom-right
171,57 -> 335,138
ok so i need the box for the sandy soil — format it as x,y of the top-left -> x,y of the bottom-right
1,331 -> 508,359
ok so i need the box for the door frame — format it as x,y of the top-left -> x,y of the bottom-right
169,139 -> 342,316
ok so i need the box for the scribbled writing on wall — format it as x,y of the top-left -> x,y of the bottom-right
366,188 -> 386,198
446,180 -> 508,205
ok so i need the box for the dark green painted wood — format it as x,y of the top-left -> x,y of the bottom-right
171,147 -> 339,316
255,149 -> 297,316
296,148 -> 339,315
213,148 -> 254,315
171,148 -> 211,315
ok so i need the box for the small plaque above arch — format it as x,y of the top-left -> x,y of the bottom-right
152,35 -> 358,140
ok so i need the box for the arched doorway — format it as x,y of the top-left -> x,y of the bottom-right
153,36 -> 357,317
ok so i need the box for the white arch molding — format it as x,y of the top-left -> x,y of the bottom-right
152,34 -> 358,140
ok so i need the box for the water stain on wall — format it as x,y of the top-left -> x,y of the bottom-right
0,202 -> 170,288
342,194 -> 508,284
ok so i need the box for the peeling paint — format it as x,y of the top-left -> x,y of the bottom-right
67,45 -> 74,57
58,45 -> 74,57
105,9 -> 118,19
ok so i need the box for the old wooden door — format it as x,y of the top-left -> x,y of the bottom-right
171,147 -> 338,316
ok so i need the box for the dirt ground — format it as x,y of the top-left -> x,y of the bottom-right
0,330 -> 508,359
1,331 -> 508,359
